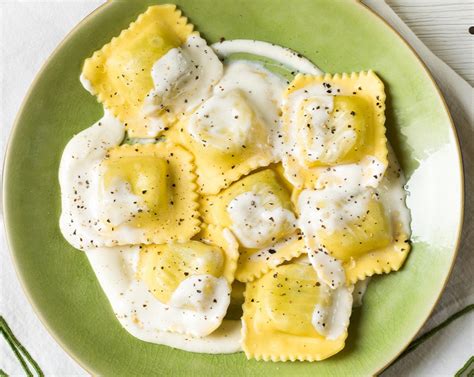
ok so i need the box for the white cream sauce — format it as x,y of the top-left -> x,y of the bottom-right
79,73 -> 94,94
305,247 -> 346,289
187,89 -> 253,151
297,158 -> 385,248
59,111 -> 127,250
312,284 -> 353,340
98,179 -> 142,227
141,34 -> 223,136
379,145 -> 411,236
188,60 -> 287,154
86,246 -> 241,353
352,278 -> 370,308
284,84 -> 339,166
227,190 -> 296,249
211,39 -> 321,75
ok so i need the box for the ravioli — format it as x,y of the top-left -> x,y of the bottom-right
139,241 -> 225,304
201,169 -> 303,282
138,225 -> 238,304
131,224 -> 238,336
167,94 -> 275,194
317,198 -> 392,260
166,61 -> 282,194
282,71 -> 388,188
82,5 -> 207,138
235,234 -> 306,283
343,152 -> 411,284
344,224 -> 410,284
99,142 -> 200,245
297,155 -> 411,286
242,263 -> 353,361
140,34 -> 223,136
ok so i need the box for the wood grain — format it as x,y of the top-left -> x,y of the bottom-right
387,0 -> 474,85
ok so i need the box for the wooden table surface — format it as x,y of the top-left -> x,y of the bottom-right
387,0 -> 473,85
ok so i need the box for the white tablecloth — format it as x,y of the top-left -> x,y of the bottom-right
1,1 -> 472,375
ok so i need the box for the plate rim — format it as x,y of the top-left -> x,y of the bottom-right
357,2 -> 465,373
2,1 -> 465,375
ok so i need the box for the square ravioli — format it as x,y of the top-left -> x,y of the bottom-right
201,169 -> 304,282
82,5 -> 222,138
282,71 -> 388,189
96,142 -> 200,246
134,225 -> 237,337
297,154 -> 411,287
342,158 -> 411,284
242,263 -> 353,361
138,224 -> 238,306
166,88 -> 276,195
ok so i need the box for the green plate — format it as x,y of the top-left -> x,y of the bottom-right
3,1 -> 463,375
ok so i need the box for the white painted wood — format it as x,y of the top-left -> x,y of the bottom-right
386,0 -> 474,85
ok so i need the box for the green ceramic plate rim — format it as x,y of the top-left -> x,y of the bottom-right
359,3 -> 464,372
2,1 -> 465,375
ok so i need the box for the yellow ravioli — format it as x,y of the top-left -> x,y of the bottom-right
318,199 -> 393,261
101,142 -> 199,244
166,90 -> 275,194
340,153 -> 412,284
138,224 -> 238,304
344,223 -> 411,284
201,169 -> 293,228
82,5 -> 194,137
282,71 -> 388,188
242,264 -> 347,361
235,234 -> 306,283
201,169 -> 303,281
302,191 -> 410,285
138,241 -> 224,304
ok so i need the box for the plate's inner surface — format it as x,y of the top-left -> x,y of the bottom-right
4,1 -> 462,376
